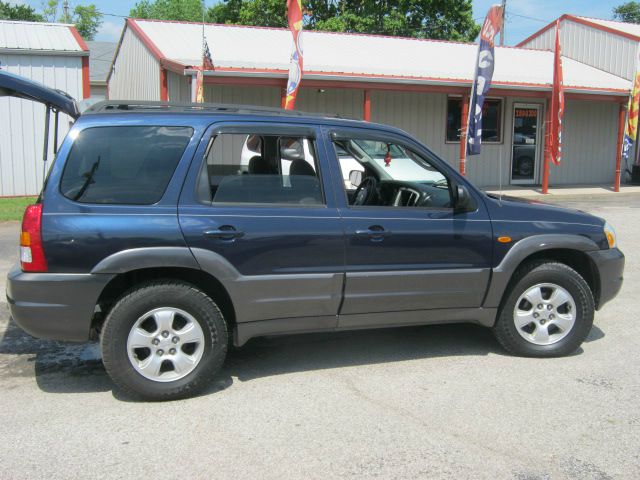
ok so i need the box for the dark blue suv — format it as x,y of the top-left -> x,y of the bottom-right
5,95 -> 624,400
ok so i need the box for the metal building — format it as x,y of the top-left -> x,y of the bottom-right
0,20 -> 90,197
86,41 -> 117,100
103,17 -> 630,189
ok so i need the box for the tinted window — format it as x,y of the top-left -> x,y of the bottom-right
446,97 -> 502,142
60,126 -> 193,204
197,133 -> 324,206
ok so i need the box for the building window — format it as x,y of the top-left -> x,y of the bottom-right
446,97 -> 502,143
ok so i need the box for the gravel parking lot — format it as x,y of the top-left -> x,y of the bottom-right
1,195 -> 639,479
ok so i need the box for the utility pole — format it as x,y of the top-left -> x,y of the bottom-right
500,0 -> 507,46
62,0 -> 70,23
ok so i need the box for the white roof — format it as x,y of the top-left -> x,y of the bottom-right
575,16 -> 640,38
0,20 -> 87,54
132,19 -> 631,94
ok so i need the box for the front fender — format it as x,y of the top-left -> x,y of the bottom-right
483,234 -> 600,309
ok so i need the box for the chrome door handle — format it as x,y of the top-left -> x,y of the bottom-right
203,227 -> 244,240
355,226 -> 391,239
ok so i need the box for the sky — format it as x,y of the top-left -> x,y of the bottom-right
10,0 -> 628,45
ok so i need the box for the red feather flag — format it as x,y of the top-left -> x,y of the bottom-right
284,0 -> 304,110
549,20 -> 565,165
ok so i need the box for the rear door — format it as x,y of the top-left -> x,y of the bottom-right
321,127 -> 494,328
178,122 -> 345,330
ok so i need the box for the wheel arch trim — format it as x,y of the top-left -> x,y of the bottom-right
483,234 -> 600,309
91,247 -> 201,274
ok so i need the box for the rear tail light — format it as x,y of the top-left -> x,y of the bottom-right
20,204 -> 47,272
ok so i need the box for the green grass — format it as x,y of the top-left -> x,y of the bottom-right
0,196 -> 38,222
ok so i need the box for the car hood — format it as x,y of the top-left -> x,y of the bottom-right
0,69 -> 79,118
483,193 -> 604,227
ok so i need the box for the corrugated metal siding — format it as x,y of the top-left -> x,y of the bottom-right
296,88 -> 363,119
370,91 -> 517,187
563,20 -> 637,81
109,28 -> 160,100
549,99 -> 618,185
203,84 -> 281,107
522,28 -> 555,50
0,54 -> 81,196
521,20 -> 638,81
167,71 -> 190,102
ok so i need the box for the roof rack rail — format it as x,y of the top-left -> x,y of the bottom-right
83,100 -> 341,118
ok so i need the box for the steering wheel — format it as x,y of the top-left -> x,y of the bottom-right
353,176 -> 378,206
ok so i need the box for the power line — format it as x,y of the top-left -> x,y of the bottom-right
507,12 -> 551,23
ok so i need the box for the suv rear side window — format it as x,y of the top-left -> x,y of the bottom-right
196,133 -> 324,206
60,126 -> 193,204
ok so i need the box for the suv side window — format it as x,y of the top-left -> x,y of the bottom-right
196,133 -> 324,205
60,126 -> 193,204
333,138 -> 453,209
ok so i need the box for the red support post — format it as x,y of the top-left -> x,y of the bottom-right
363,89 -> 371,121
614,102 -> 627,192
542,99 -> 552,194
459,95 -> 469,176
280,85 -> 286,108
159,68 -> 168,101
81,56 -> 90,99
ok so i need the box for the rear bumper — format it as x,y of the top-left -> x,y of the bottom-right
587,248 -> 625,310
5,265 -> 114,342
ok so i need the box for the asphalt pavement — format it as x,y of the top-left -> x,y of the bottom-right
0,195 -> 639,479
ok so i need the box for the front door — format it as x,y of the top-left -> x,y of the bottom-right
510,104 -> 542,185
178,123 -> 345,329
323,127 -> 494,328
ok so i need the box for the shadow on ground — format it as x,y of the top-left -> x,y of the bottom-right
0,303 -> 606,400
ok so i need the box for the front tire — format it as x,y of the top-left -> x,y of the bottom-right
101,281 -> 227,401
492,262 -> 594,357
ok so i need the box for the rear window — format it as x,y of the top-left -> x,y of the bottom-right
60,126 -> 193,204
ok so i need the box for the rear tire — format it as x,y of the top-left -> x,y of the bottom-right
101,281 -> 227,401
492,261 -> 594,357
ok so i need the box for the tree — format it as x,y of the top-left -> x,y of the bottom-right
43,1 -> 103,40
134,0 -> 480,41
131,0 -> 206,22
614,1 -> 640,23
0,2 -> 44,21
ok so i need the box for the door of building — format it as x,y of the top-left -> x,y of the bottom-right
510,104 -> 542,185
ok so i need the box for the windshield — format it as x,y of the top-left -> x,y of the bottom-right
347,140 -> 446,184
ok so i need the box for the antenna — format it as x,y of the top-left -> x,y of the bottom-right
498,146 -> 503,203
202,0 -> 206,60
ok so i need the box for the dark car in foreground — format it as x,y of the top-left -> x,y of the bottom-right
3,74 -> 624,401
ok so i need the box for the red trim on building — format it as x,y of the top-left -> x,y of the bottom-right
160,68 -> 168,101
196,67 -> 628,96
199,74 -> 627,100
160,59 -> 189,74
68,26 -> 90,99
68,26 -> 89,51
81,56 -> 90,99
517,14 -> 640,47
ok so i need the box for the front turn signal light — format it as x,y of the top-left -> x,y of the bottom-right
604,222 -> 617,249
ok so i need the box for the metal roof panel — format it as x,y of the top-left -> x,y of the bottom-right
132,19 -> 631,93
0,20 -> 85,53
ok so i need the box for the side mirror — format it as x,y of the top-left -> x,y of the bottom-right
454,185 -> 475,213
349,170 -> 363,188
